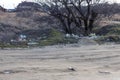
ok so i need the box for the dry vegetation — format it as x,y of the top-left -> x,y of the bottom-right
1,10 -> 120,45
0,12 -> 55,29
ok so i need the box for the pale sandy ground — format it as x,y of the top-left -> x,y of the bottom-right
1,44 -> 120,80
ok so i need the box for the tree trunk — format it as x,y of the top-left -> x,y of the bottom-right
60,19 -> 70,34
84,20 -> 89,36
89,19 -> 94,33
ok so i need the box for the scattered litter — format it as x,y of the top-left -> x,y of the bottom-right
98,71 -> 111,75
0,70 -> 26,74
68,67 -> 76,71
2,70 -> 14,74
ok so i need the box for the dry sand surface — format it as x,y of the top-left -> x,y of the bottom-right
1,44 -> 120,80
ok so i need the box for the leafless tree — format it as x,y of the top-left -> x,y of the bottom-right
36,0 -> 103,36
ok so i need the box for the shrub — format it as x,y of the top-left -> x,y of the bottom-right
39,29 -> 79,46
39,28 -> 64,46
96,24 -> 120,36
95,35 -> 120,44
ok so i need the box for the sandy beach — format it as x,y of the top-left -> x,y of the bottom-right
0,44 -> 120,80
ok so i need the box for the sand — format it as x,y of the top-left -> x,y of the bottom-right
0,44 -> 120,80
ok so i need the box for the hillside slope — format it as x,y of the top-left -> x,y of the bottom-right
0,11 -> 58,42
1,11 -> 120,43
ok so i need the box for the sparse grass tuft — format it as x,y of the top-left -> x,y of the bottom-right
0,42 -> 28,49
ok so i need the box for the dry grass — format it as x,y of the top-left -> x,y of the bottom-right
0,12 -> 53,30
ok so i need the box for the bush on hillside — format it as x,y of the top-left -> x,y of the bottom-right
39,29 -> 79,46
95,35 -> 120,44
96,24 -> 120,36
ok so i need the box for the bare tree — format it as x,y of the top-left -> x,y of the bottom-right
36,0 -> 102,36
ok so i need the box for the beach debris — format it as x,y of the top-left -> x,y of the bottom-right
98,71 -> 111,75
0,70 -> 14,74
0,70 -> 26,74
68,67 -> 76,71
